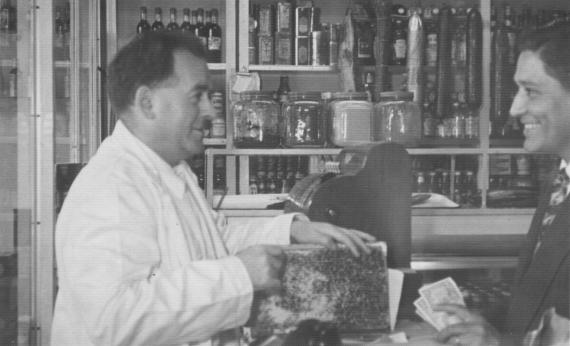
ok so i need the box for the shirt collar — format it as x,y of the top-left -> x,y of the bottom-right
112,120 -> 186,199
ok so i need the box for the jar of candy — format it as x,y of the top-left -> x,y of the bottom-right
232,91 -> 281,147
327,92 -> 373,147
282,92 -> 324,147
374,91 -> 421,147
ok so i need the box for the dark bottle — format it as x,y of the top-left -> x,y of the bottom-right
196,8 -> 208,47
166,8 -> 179,31
363,72 -> 375,102
256,156 -> 267,193
0,0 -> 10,33
422,102 -> 436,137
391,5 -> 408,65
277,75 -> 291,104
204,10 -> 212,33
490,17 -> 510,139
208,9 -> 222,63
504,5 -> 518,66
213,156 -> 226,194
136,7 -> 151,34
180,8 -> 192,32
452,8 -> 467,67
55,7 -> 65,48
424,7 -> 439,67
151,8 -> 164,32
190,11 -> 198,35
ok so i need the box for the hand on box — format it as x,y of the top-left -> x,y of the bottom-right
237,245 -> 285,293
290,218 -> 376,257
434,304 -> 500,346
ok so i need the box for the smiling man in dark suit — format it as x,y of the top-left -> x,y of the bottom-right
430,21 -> 570,346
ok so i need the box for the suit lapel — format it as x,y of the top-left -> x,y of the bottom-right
514,197 -> 570,332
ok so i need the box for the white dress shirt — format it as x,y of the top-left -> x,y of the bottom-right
51,120 -> 301,346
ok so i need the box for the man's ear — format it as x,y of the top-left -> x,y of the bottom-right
133,86 -> 155,120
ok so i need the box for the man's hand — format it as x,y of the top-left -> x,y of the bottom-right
290,218 -> 376,257
236,245 -> 285,293
434,304 -> 500,346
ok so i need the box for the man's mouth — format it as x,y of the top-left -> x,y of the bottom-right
523,123 -> 540,137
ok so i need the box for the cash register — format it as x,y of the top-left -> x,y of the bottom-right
285,142 -> 412,269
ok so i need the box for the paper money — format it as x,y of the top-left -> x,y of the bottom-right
414,277 -> 466,331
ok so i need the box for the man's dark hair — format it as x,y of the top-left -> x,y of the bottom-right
107,31 -> 206,114
518,20 -> 570,91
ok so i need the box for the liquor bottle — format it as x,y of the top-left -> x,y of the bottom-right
391,5 -> 408,65
213,156 -> 226,195
190,10 -> 198,36
196,8 -> 208,47
208,9 -> 222,63
276,75 -> 291,104
204,10 -> 212,33
504,5 -> 518,66
8,58 -> 16,97
424,7 -> 439,67
166,8 -> 179,31
180,8 -> 192,33
151,8 -> 164,31
363,72 -> 375,102
55,7 -> 65,48
422,102 -> 436,138
136,7 -> 151,34
452,8 -> 467,67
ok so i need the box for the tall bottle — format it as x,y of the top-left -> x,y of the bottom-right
406,8 -> 424,103
55,7 -> 65,48
136,7 -> 151,34
208,9 -> 222,63
166,8 -> 179,31
196,8 -> 208,47
490,17 -> 510,139
423,7 -> 439,67
190,10 -> 198,36
151,8 -> 164,31
180,8 -> 192,32
391,5 -> 408,66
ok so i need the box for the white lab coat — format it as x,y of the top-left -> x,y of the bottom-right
51,121 -> 300,346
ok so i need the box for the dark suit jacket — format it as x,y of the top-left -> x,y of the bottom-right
503,185 -> 570,344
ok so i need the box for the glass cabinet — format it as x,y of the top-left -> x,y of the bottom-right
0,0 -> 100,344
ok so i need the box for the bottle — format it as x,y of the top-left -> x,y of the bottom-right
391,17 -> 407,65
190,10 -> 198,36
424,7 -> 439,67
208,9 -> 222,63
151,8 -> 164,31
450,100 -> 465,139
55,7 -> 65,48
196,8 -> 208,47
363,72 -> 375,102
180,8 -> 192,32
166,8 -> 179,31
276,75 -> 291,104
8,58 -> 16,98
452,8 -> 467,67
422,102 -> 436,138
213,156 -> 226,195
136,7 -> 151,34
504,5 -> 518,66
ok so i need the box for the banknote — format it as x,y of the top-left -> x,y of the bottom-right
419,277 -> 465,308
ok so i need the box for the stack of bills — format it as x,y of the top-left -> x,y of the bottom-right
414,277 -> 465,331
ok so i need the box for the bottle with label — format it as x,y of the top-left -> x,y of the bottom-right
450,100 -> 465,139
190,11 -> 198,36
277,75 -> 291,104
196,8 -> 208,47
464,107 -> 479,139
424,7 -> 439,67
180,8 -> 192,32
136,7 -> 151,34
391,5 -> 408,65
452,8 -> 467,67
151,8 -> 164,32
208,9 -> 222,63
363,72 -> 375,102
166,8 -> 179,31
55,7 -> 65,50
422,102 -> 436,138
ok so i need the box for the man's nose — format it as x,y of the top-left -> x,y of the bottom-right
199,94 -> 216,120
509,90 -> 525,118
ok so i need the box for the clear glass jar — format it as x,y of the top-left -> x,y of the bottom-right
282,92 -> 324,147
374,91 -> 421,147
232,91 -> 281,147
327,92 -> 373,147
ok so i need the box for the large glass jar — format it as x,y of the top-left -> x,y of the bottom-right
282,92 -> 324,147
327,92 -> 373,147
374,91 -> 421,147
232,91 -> 281,147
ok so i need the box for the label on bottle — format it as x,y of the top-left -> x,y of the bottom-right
426,34 -> 438,66
208,36 -> 222,51
394,39 -> 407,59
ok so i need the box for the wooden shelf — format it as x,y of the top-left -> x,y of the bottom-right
207,148 -> 342,156
248,64 -> 335,72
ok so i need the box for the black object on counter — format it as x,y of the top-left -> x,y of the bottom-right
283,319 -> 341,346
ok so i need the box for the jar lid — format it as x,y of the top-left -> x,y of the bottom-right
239,90 -> 274,100
379,91 -> 414,101
287,91 -> 322,101
330,91 -> 368,100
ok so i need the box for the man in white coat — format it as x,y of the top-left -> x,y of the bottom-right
50,31 -> 375,346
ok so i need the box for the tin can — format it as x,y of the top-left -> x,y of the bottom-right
275,31 -> 293,64
277,1 -> 292,32
258,5 -> 273,35
258,35 -> 274,65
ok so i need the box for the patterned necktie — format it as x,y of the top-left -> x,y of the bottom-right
541,168 -> 570,228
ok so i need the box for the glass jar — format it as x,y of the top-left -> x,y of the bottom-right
232,91 -> 281,147
282,92 -> 324,147
374,91 -> 421,147
327,92 -> 373,147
